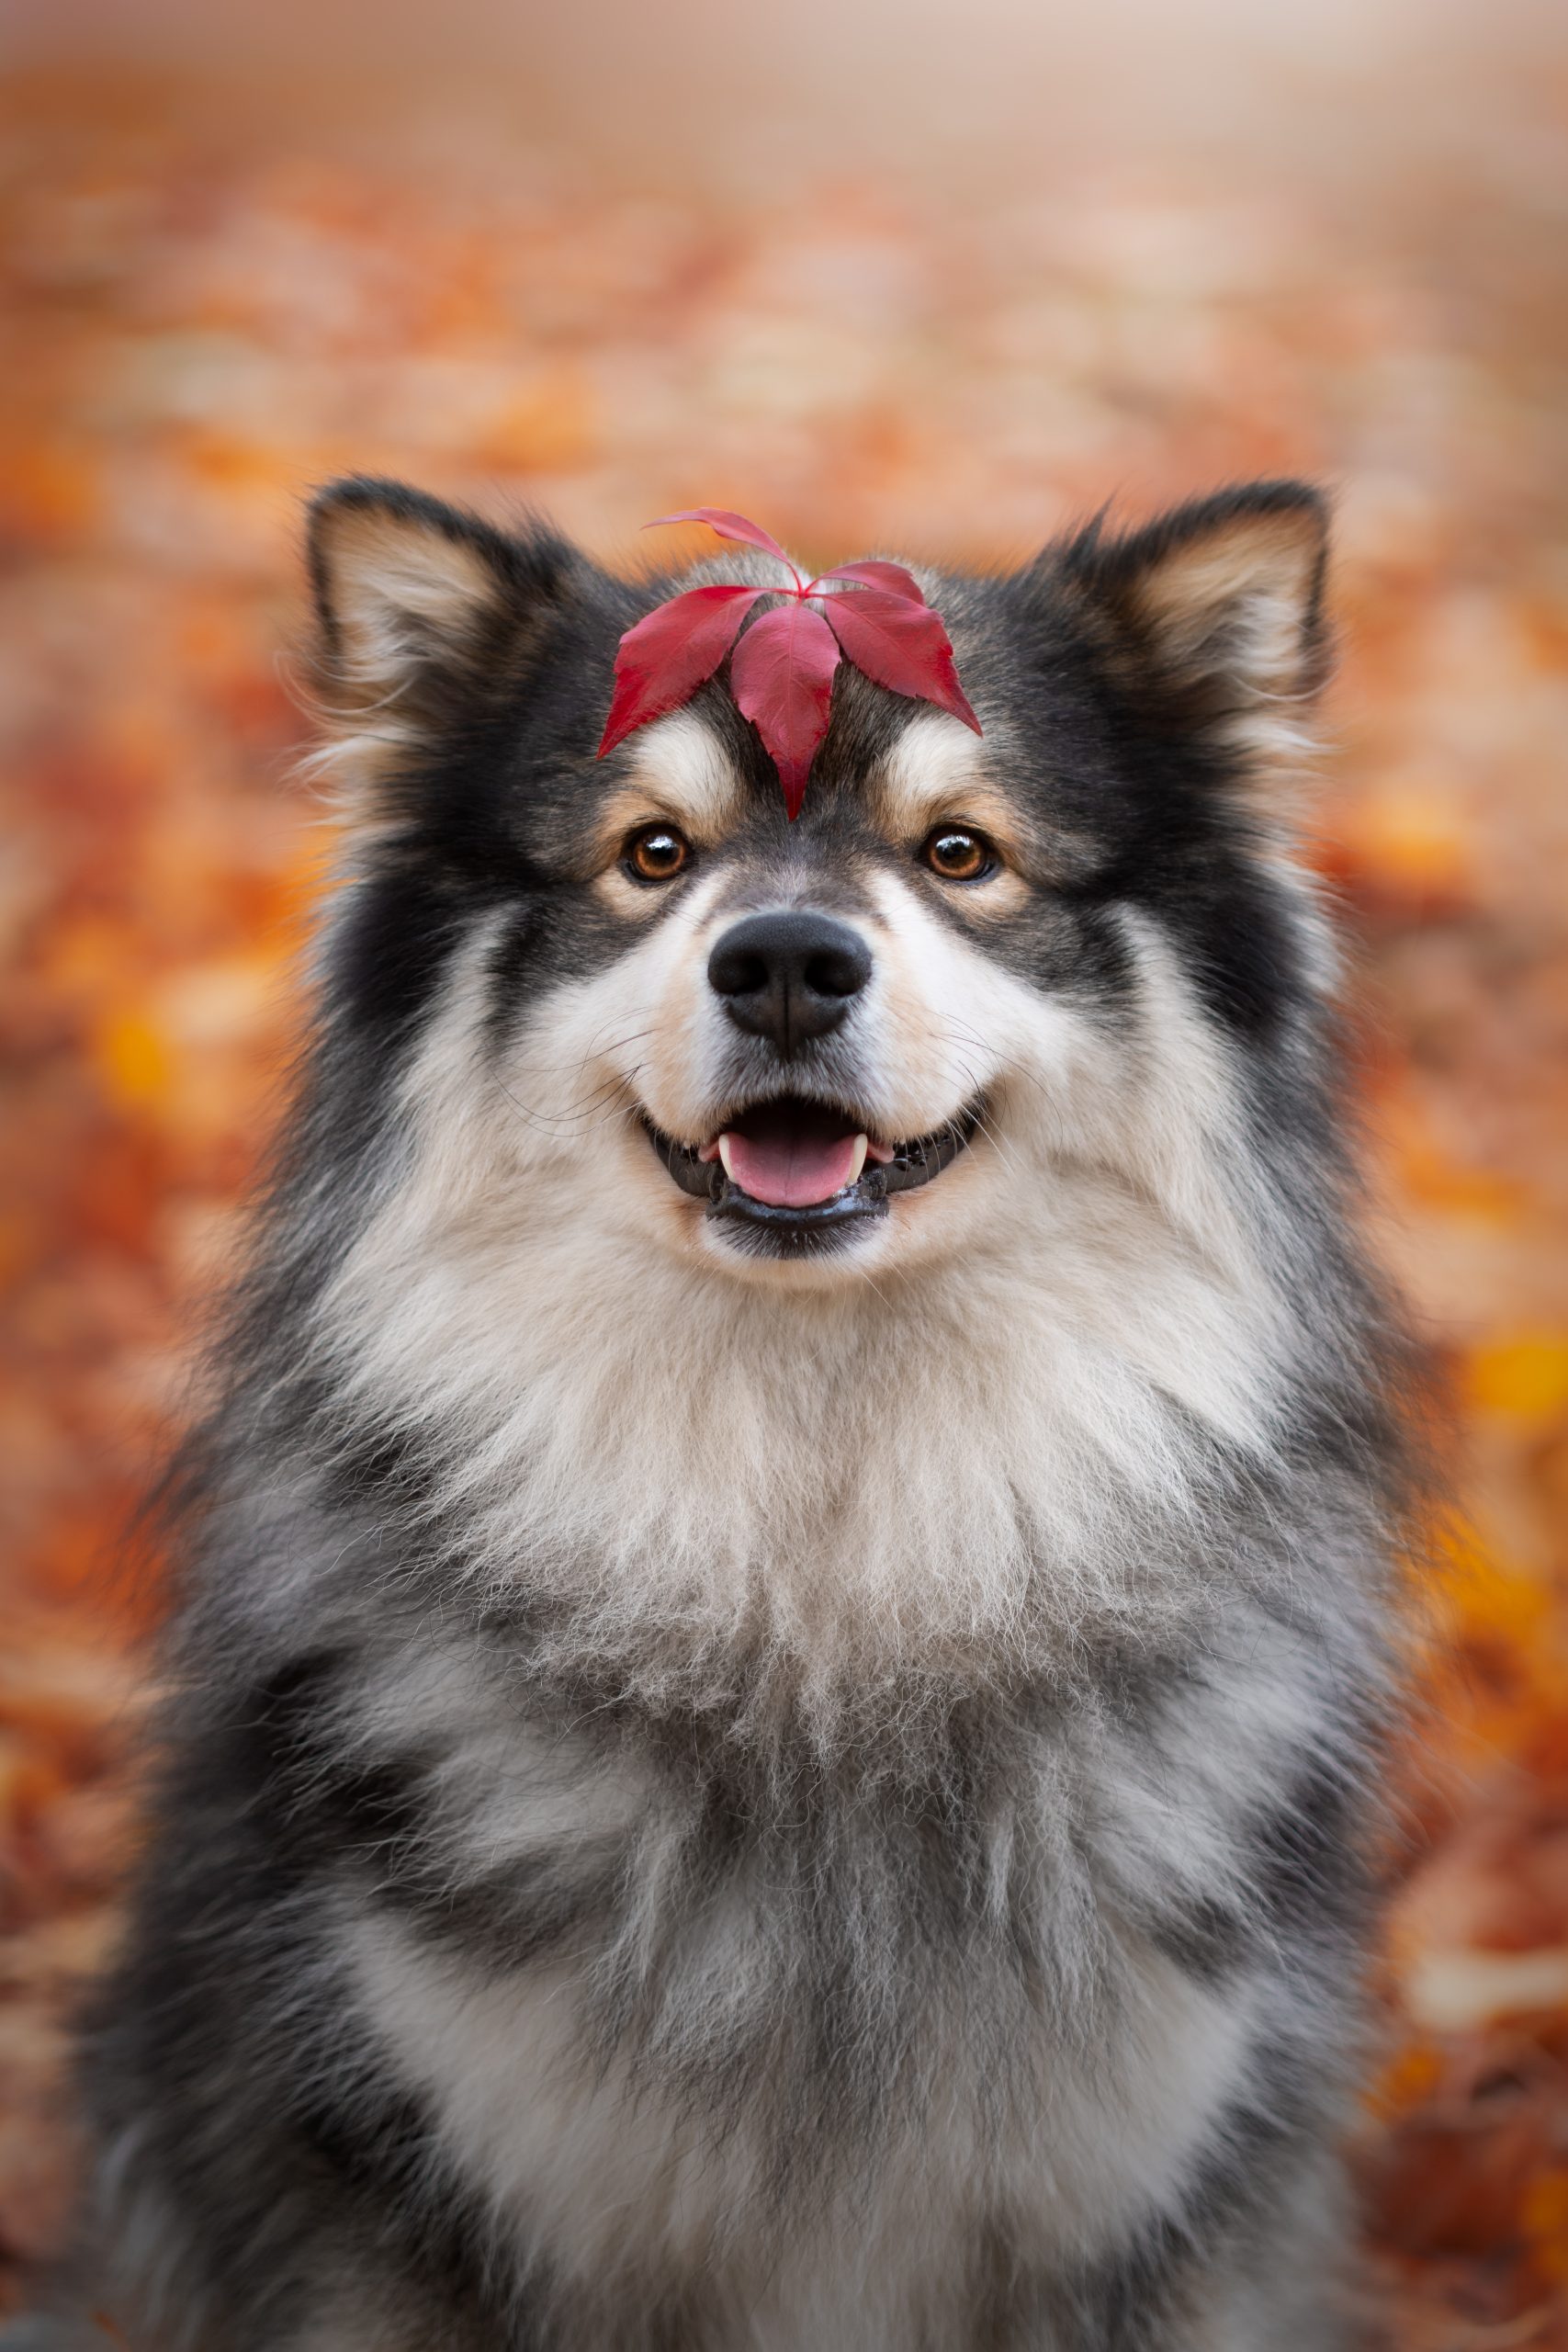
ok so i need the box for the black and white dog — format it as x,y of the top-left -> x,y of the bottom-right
71,478 -> 1416,2348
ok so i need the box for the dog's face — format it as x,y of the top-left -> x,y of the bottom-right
306,480 -> 1330,1297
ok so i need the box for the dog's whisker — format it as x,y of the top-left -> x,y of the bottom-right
939,1028 -> 1059,1114
488,1067 -> 642,1138
510,1025 -> 659,1083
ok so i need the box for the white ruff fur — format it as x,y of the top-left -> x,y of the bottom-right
343,1893 -> 1262,2341
311,735 -> 1302,1711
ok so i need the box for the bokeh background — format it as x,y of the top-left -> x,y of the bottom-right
3,0 -> 1568,2336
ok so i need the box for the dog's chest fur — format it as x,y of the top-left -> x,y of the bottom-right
255,1551 -> 1342,2342
160,1076 -> 1378,2343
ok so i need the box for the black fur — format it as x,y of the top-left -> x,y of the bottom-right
59,477 -> 1418,2350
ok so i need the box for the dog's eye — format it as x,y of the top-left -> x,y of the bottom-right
625,825 -> 692,884
921,827 -> 993,883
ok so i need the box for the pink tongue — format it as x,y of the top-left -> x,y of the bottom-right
724,1127 -> 861,1209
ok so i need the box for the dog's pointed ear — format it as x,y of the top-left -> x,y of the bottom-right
1059,481 -> 1331,803
304,477 -> 579,822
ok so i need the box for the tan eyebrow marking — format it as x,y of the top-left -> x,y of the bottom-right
870,710 -> 1026,854
599,709 -> 746,849
871,707 -> 1107,896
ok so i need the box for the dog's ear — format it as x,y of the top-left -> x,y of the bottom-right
304,476 -> 579,825
1059,481 -> 1330,805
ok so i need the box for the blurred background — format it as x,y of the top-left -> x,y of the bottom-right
2,0 -> 1567,2336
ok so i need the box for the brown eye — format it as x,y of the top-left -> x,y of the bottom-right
921,826 -> 993,882
626,825 -> 692,883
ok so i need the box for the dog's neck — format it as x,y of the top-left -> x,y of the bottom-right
272,913 -> 1309,1728
303,1121 -> 1288,1731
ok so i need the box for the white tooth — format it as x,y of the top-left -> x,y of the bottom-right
847,1134 -> 868,1186
717,1135 -> 736,1182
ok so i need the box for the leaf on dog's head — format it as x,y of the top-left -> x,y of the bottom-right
818,585 -> 980,735
728,601 -> 841,822
598,584 -> 765,757
815,558 -> 927,605
647,508 -> 804,583
598,508 -> 980,816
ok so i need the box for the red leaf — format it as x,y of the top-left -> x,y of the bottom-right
646,508 -> 803,585
812,559 -> 926,605
819,587 -> 981,734
598,584 -> 764,756
601,508 -> 981,806
728,603 -> 841,820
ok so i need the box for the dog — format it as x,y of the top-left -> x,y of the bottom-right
64,476 -> 1417,2348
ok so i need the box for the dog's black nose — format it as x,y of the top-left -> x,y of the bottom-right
707,910 -> 873,1057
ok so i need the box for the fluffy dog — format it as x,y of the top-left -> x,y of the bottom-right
68,477 -> 1416,2348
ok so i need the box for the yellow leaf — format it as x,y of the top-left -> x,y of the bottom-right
95,1012 -> 172,1107
1469,1334 -> 1568,1425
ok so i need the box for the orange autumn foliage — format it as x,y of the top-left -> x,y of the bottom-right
1,70 -> 1566,2346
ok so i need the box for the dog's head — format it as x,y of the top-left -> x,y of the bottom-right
304,478 -> 1331,1299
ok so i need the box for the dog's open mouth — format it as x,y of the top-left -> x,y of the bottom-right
645,1094 -> 979,1250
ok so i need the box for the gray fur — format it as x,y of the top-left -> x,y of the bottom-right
58,477 -> 1417,2349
